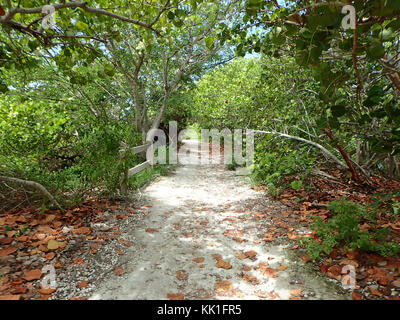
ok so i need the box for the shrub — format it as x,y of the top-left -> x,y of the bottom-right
302,200 -> 400,260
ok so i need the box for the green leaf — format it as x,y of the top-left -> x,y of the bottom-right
205,36 -> 215,49
366,38 -> 385,60
75,21 -> 89,32
385,0 -> 400,10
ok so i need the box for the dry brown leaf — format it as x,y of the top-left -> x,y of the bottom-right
16,235 -> 29,242
38,287 -> 56,294
192,257 -> 205,263
176,270 -> 188,280
0,295 -> 20,300
290,289 -> 303,297
235,253 -> 247,260
243,265 -> 251,272
72,227 -> 91,235
44,252 -> 55,260
277,265 -> 288,271
167,293 -> 183,300
145,228 -> 158,233
242,273 -> 260,285
113,266 -> 125,276
352,291 -> 363,300
118,239 -> 132,247
244,250 -> 257,260
215,281 -> 233,292
0,246 -> 17,257
301,254 -> 311,263
77,281 -> 89,288
369,287 -> 383,297
327,265 -> 342,280
23,269 -> 42,281
0,237 -> 13,245
257,262 -> 278,278
69,296 -> 88,300
216,259 -> 232,269
211,253 -> 222,260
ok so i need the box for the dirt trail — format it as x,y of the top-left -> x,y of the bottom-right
90,140 -> 350,300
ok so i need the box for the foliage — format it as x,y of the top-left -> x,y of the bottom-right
302,200 -> 400,260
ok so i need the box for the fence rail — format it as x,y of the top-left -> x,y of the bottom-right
119,142 -> 152,194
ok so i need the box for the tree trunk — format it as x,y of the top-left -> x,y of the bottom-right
323,129 -> 361,183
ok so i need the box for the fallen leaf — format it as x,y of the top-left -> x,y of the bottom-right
340,259 -> 359,268
327,265 -> 342,280
277,265 -> 288,271
192,257 -> 204,263
37,226 -> 54,234
167,293 -> 183,300
47,240 -> 61,250
290,289 -> 303,297
0,295 -> 20,300
0,246 -> 17,257
73,259 -> 84,265
145,228 -> 158,233
369,287 -> 383,297
235,253 -> 247,260
11,286 -> 27,294
70,296 -> 88,300
211,254 -> 222,260
0,237 -> 13,245
118,239 -> 132,247
113,266 -> 125,276
244,250 -> 257,260
16,235 -> 29,242
38,287 -> 56,294
23,269 -> 42,281
216,259 -> 232,269
72,227 -> 91,235
176,270 -> 188,280
242,273 -> 260,285
369,267 -> 390,286
352,291 -> 363,300
256,262 -> 278,278
44,252 -> 55,260
215,281 -> 233,292
301,254 -> 311,263
77,281 -> 89,288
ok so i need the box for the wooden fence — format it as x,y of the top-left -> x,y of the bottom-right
119,141 -> 152,194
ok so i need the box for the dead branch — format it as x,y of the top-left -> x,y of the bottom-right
252,130 -> 347,169
0,175 -> 63,212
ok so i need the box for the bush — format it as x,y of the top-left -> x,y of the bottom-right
251,140 -> 316,190
302,200 -> 400,260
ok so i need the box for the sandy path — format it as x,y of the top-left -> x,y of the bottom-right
90,140 -> 349,300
